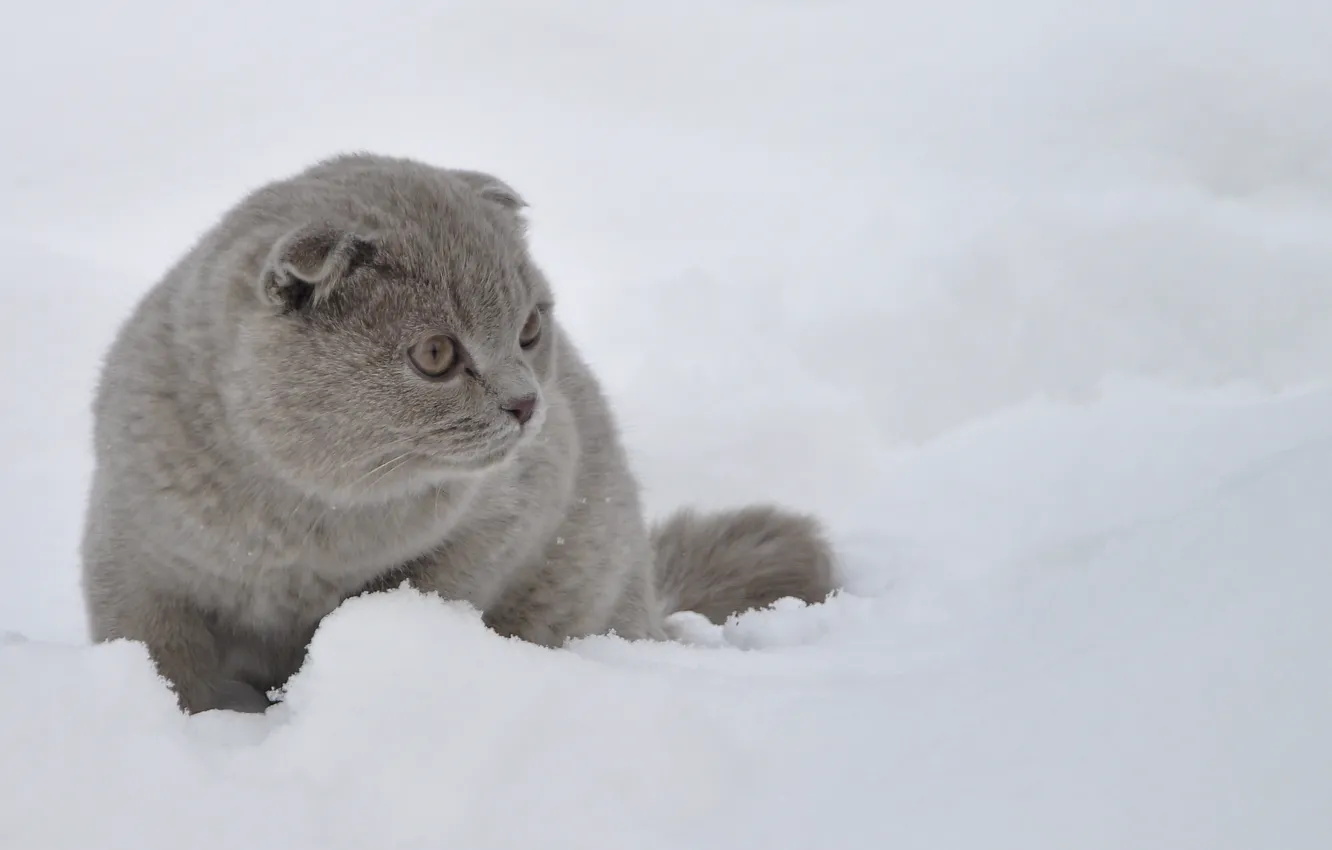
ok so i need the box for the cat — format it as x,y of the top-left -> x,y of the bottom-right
80,153 -> 836,714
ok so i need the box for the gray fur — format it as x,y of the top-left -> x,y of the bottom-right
652,506 -> 835,626
80,153 -> 837,714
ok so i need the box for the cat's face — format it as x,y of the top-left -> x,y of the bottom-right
227,182 -> 557,502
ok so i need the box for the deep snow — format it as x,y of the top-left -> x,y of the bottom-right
2,1 -> 1330,848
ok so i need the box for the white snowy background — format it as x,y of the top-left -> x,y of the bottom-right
2,0 -> 1330,847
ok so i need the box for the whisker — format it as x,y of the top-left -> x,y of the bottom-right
363,452 -> 416,491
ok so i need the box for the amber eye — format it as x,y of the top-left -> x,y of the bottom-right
408,334 -> 458,378
519,308 -> 543,349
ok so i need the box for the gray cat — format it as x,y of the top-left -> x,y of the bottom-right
80,153 -> 835,714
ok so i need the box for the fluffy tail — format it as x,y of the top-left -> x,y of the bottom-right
651,504 -> 837,624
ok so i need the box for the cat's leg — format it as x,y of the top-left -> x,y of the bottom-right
88,588 -> 269,714
213,622 -> 318,713
478,529 -> 667,646
210,679 -> 274,713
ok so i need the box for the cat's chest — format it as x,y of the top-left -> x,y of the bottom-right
198,423 -> 577,632
214,564 -> 353,634
196,482 -> 475,630
285,488 -> 468,575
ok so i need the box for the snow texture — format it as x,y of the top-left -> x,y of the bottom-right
1,1 -> 1330,848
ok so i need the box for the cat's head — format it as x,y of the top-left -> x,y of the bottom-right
225,160 -> 559,502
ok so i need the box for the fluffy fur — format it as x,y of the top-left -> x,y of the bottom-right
80,153 -> 836,714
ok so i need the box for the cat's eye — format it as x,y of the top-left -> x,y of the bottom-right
519,308 -> 542,349
408,334 -> 458,378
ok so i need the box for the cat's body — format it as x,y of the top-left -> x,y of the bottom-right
80,153 -> 835,714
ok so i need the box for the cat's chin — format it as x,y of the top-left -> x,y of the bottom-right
313,428 -> 534,500
418,436 -> 525,477
288,446 -> 510,504
439,414 -> 549,472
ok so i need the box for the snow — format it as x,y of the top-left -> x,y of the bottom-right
1,0 -> 1330,848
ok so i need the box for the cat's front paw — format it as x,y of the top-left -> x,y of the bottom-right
209,679 -> 275,714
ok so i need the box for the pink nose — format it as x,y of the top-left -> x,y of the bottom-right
502,394 -> 537,425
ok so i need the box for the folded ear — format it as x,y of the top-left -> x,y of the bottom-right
451,169 -> 527,212
259,224 -> 376,313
